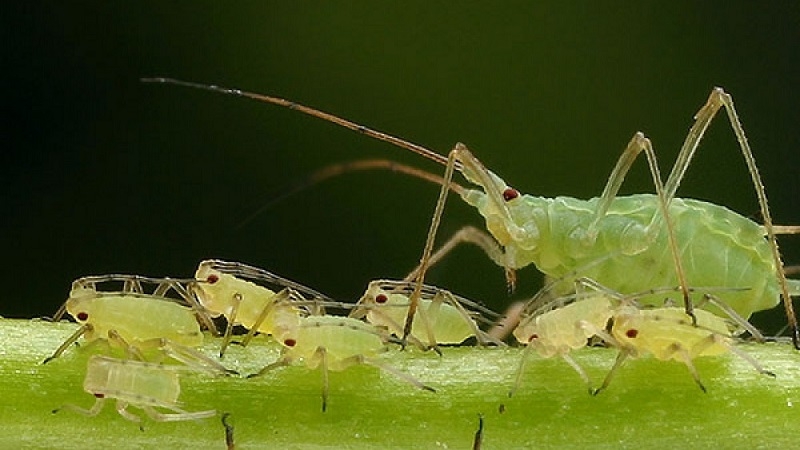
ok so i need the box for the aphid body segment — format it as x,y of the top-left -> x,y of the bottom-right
596,305 -> 775,393
355,280 -> 500,348
249,315 -> 434,411
55,355 -> 216,423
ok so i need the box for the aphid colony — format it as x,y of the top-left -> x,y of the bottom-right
46,259 -> 775,424
46,79 -> 798,427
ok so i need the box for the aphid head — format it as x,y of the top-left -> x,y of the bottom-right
192,263 -> 229,316
457,151 -> 540,255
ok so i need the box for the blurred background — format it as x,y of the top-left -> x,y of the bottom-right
4,3 -> 799,332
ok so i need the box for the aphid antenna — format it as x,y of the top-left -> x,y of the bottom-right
141,78 -> 459,171
235,158 -> 467,230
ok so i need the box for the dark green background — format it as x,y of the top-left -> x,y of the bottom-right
4,3 -> 799,332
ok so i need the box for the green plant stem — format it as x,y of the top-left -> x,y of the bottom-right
2,318 -> 799,449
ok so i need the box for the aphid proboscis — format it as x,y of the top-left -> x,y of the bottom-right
45,275 -> 232,375
247,315 -> 435,412
141,78 -> 800,347
594,304 -> 776,394
192,259 -> 335,357
352,279 -> 503,349
53,355 -> 216,423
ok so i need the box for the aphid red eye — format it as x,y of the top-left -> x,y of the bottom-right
528,333 -> 539,342
93,393 -> 105,399
283,338 -> 297,347
76,312 -> 89,321
626,329 -> 639,338
375,294 -> 388,304
207,274 -> 219,284
502,188 -> 520,202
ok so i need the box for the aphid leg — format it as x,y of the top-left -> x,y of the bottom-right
107,330 -> 147,361
698,293 -> 766,342
404,225 -> 513,291
509,344 -> 534,397
246,357 -> 291,379
724,342 -> 776,378
593,350 -> 632,396
152,338 -> 237,375
170,280 -> 219,336
359,356 -> 436,393
403,146 -> 459,349
663,88 -> 798,348
53,396 -> 106,417
561,353 -> 593,395
219,293 -> 244,358
664,342 -> 707,392
141,405 -> 216,422
42,324 -> 91,364
439,290 -> 504,346
115,400 -> 145,423
587,132 -> 693,324
237,288 -> 293,349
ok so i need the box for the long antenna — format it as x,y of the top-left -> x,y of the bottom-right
141,77 -> 461,171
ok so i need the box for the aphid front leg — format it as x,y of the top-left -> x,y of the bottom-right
42,324 -> 91,364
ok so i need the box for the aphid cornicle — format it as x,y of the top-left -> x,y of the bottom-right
247,315 -> 435,412
192,259 -> 334,357
53,355 -> 216,423
141,78 -> 800,347
352,279 -> 503,349
45,275 -> 232,375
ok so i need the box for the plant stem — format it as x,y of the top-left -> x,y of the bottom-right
2,318 -> 799,449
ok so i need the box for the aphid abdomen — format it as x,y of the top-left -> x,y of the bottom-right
84,356 -> 182,407
494,193 -> 777,319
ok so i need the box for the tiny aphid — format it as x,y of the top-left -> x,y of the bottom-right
247,315 -> 435,412
510,284 -> 615,396
352,279 -> 503,349
44,275 -> 231,375
141,78 -> 800,348
53,355 -> 216,423
192,259 -> 334,357
594,304 -> 775,394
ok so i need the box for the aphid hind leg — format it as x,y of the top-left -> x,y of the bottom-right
662,342 -> 707,392
358,355 -> 436,393
588,132 -> 694,325
663,88 -> 798,349
115,400 -> 144,423
561,353 -> 594,395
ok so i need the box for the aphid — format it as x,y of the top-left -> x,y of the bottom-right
247,315 -> 435,412
141,78 -> 800,347
192,259 -> 335,357
352,279 -> 503,348
510,281 -> 616,396
53,355 -> 216,423
594,303 -> 776,394
44,275 -> 231,375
